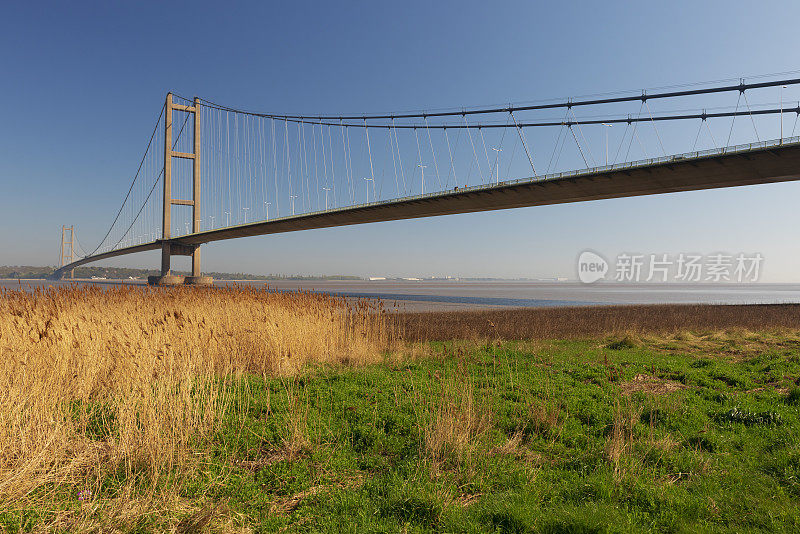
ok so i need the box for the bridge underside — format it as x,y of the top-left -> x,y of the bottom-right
54,141 -> 800,278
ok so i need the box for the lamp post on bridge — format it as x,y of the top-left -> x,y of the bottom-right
290,195 -> 298,215
780,85 -> 788,143
491,147 -> 502,184
321,187 -> 331,210
363,177 -> 373,203
243,207 -> 250,224
417,164 -> 427,194
225,211 -> 231,227
264,201 -> 271,220
601,123 -> 612,166
209,215 -> 215,229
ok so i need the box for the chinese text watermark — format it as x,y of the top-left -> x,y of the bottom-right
577,251 -> 763,284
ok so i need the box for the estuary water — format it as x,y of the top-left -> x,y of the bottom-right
4,279 -> 800,312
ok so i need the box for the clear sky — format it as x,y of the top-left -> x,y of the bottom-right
3,1 -> 800,281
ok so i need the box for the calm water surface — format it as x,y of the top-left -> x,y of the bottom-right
4,279 -> 800,311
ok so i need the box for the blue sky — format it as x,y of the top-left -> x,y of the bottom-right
3,1 -> 800,281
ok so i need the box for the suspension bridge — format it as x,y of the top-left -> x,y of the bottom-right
54,74 -> 800,284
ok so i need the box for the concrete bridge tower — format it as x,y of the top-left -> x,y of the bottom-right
59,225 -> 75,279
147,93 -> 212,286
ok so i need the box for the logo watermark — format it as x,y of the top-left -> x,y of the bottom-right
577,251 -> 763,283
577,251 -> 609,283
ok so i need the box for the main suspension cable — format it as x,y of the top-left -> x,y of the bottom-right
193,76 -> 800,121
83,101 -> 166,257
107,108 -> 193,254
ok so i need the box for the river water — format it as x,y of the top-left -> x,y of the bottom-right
4,279 -> 800,312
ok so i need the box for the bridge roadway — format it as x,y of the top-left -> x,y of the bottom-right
55,138 -> 800,276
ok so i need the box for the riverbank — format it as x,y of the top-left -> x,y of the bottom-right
397,303 -> 800,340
2,287 -> 800,531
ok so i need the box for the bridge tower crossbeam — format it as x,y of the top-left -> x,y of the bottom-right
149,93 -> 212,286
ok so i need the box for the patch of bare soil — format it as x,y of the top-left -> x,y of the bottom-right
621,374 -> 687,395
270,486 -> 325,515
234,447 -> 308,471
269,473 -> 365,515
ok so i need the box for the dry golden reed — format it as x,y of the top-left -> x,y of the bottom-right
0,284 -> 392,524
422,374 -> 492,467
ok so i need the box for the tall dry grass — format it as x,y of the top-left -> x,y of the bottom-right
0,285 -> 392,527
606,398 -> 642,479
421,374 -> 492,469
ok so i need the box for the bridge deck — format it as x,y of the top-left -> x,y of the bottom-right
56,138 -> 800,275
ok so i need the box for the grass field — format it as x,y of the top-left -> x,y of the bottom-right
2,288 -> 800,532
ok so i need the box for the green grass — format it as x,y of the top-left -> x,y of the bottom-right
5,333 -> 800,532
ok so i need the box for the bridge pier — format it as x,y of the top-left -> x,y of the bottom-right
148,273 -> 185,286
147,241 -> 213,286
148,275 -> 213,286
185,247 -> 212,285
184,275 -> 213,286
160,242 -> 171,278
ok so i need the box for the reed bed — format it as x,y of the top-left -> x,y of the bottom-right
396,303 -> 800,341
0,285 -> 393,526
